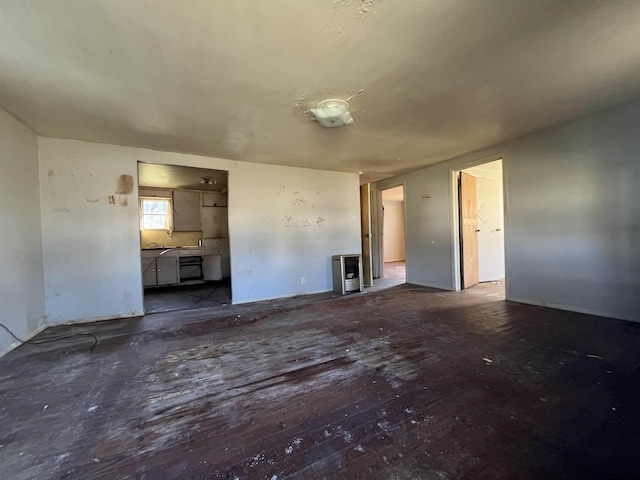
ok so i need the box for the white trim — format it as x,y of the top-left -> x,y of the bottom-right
49,311 -> 145,326
377,182 -> 407,280
450,156 -> 506,294
405,281 -> 452,291
231,288 -> 332,305
508,297 -> 638,323
0,323 -> 48,358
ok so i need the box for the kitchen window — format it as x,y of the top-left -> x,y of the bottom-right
140,197 -> 172,230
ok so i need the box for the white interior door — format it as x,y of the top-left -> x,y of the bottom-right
476,175 -> 505,281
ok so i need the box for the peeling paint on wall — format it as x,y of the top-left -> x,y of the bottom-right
330,0 -> 378,18
273,186 -> 326,228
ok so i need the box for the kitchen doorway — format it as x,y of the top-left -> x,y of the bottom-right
137,162 -> 232,313
454,159 -> 505,291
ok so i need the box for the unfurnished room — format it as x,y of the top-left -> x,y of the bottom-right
1,1 -> 640,479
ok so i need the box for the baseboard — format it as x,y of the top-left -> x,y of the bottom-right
507,296 -> 638,322
232,289 -> 332,305
49,310 -> 145,327
405,280 -> 453,291
0,323 -> 48,358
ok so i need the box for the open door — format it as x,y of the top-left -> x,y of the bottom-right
370,188 -> 383,279
460,172 -> 479,288
360,183 -> 373,287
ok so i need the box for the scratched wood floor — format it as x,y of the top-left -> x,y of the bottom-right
1,283 -> 639,480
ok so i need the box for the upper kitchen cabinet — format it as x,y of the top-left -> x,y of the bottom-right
173,190 -> 201,231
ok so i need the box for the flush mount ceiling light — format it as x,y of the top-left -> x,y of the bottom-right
309,89 -> 364,128
310,99 -> 354,128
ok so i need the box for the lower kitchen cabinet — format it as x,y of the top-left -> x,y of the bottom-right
142,256 -> 179,287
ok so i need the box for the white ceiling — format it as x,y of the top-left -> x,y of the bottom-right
463,159 -> 502,180
2,1 -> 640,183
382,186 -> 404,202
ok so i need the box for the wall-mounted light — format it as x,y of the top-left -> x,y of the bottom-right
200,178 -> 216,185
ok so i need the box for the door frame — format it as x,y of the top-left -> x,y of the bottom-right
360,184 -> 373,287
450,157 -> 506,292
372,181 -> 407,280
370,187 -> 383,279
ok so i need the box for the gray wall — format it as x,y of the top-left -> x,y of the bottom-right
376,99 -> 640,320
506,102 -> 639,319
0,109 -> 46,352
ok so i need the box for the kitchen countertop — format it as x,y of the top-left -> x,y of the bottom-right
141,246 -> 204,258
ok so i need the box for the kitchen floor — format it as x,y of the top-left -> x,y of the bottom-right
144,280 -> 232,314
2,282 -> 639,479
144,261 -> 408,314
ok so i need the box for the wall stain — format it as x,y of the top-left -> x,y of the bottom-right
330,0 -> 378,18
47,169 -> 55,178
119,196 -> 128,207
86,198 -> 100,203
116,174 -> 134,194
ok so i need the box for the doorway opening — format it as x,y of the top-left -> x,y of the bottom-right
382,185 -> 406,282
138,162 -> 232,313
368,184 -> 407,291
453,159 -> 505,292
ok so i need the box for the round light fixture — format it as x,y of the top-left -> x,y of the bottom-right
309,99 -> 354,127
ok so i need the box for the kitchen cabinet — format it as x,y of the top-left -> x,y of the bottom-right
201,238 -> 231,278
142,256 -> 179,286
173,190 -> 201,231
142,248 -> 204,287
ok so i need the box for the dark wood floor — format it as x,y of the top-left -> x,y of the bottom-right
1,283 -> 639,480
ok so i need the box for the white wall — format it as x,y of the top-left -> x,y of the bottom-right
377,165 -> 455,290
38,138 -> 361,323
0,110 -> 45,351
383,200 -> 405,262
39,140 -> 144,323
228,161 -> 361,303
463,161 -> 505,282
376,99 -> 640,320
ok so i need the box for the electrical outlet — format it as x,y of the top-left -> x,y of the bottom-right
300,276 -> 306,284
